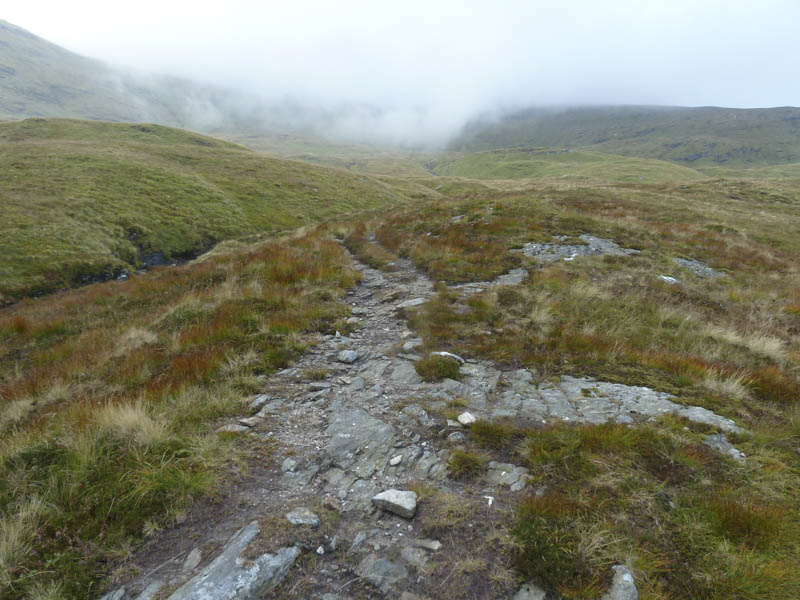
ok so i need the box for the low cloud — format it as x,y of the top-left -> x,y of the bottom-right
5,0 -> 800,146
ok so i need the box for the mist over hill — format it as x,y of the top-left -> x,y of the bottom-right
450,105 -> 800,165
4,18 -> 800,159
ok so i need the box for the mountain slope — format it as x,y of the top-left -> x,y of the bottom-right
427,148 -> 707,183
451,105 -> 800,166
0,19 -> 259,130
0,118 -> 422,301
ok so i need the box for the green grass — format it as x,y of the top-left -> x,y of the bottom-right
427,148 -> 707,183
0,118 -> 412,301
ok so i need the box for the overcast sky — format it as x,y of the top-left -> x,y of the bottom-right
5,1 -> 800,144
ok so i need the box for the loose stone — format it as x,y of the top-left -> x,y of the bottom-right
457,411 -> 477,426
371,489 -> 418,518
337,350 -> 359,364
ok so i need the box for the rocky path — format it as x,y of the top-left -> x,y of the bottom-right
103,245 -> 744,600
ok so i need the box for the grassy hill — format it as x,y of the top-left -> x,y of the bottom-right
0,118 -> 422,302
450,105 -> 800,166
426,148 -> 708,183
0,20 -> 263,131
220,130 -> 436,177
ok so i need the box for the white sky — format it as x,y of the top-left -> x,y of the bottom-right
4,1 -> 800,143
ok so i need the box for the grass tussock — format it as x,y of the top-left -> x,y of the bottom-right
415,354 -> 462,382
447,449 -> 487,480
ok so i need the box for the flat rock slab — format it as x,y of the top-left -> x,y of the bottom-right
167,521 -> 299,600
451,267 -> 529,295
673,257 -> 724,278
357,555 -> 408,593
372,489 -> 418,518
397,297 -> 426,309
286,507 -> 320,527
704,433 -> 746,462
522,234 -> 638,262
325,409 -> 396,477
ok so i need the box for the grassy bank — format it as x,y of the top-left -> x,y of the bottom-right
0,118 -> 415,302
0,230 -> 359,599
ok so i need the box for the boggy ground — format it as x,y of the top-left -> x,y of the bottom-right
102,232 -> 763,600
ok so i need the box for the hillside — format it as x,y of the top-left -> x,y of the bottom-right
427,148 -> 708,183
0,20 -> 261,130
450,105 -> 800,166
0,118 -> 426,302
1,172 -> 799,599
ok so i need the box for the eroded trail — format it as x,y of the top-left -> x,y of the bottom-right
105,244 -> 743,600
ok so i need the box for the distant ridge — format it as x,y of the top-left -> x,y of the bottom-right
450,105 -> 800,165
0,19 -> 254,129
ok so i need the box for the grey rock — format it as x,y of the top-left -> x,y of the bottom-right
280,463 -> 320,488
248,394 -> 270,411
346,316 -> 361,325
486,461 -> 529,490
256,398 -> 284,415
371,489 -> 418,518
397,297 -> 426,309
447,431 -> 466,442
513,582 -> 546,600
658,275 -> 680,285
400,546 -> 429,569
602,565 -> 638,600
167,521 -> 299,600
389,455 -> 403,466
522,234 -> 638,262
402,338 -> 424,352
412,538 -> 442,551
673,257 -> 724,278
403,404 -> 435,427
100,589 -> 125,600
704,433 -> 746,462
135,581 -> 164,600
183,547 -> 202,571
309,382 -> 332,391
337,350 -> 359,364
237,416 -> 262,428
390,361 -> 423,385
494,267 -> 529,286
347,376 -> 366,392
325,409 -> 396,478
359,359 -> 390,380
457,411 -> 476,425
280,457 -> 297,472
216,424 -> 249,434
286,507 -> 319,527
356,555 -> 408,593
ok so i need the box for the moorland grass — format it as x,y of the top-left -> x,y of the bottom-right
361,179 -> 800,598
0,230 -> 358,599
0,118 -> 410,302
